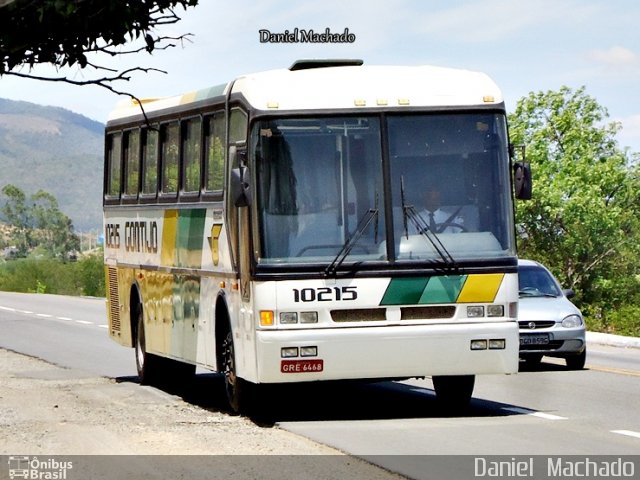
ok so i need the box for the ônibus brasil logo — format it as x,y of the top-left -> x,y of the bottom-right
8,457 -> 73,480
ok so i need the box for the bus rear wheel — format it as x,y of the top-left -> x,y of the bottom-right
432,375 -> 475,411
134,308 -> 162,385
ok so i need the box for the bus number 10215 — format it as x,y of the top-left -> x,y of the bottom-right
293,286 -> 358,302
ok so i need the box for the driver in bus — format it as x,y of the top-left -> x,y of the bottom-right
420,185 -> 465,233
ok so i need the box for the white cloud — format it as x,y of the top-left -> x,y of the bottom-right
588,46 -> 640,67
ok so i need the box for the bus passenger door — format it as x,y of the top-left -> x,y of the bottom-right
226,140 -> 253,380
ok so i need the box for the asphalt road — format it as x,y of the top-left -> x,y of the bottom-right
1,291 -> 639,479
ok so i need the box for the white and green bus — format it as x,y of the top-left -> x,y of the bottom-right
103,59 -> 531,412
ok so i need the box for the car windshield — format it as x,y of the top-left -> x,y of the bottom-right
518,265 -> 561,297
251,113 -> 515,269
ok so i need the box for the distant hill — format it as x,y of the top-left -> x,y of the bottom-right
0,98 -> 104,231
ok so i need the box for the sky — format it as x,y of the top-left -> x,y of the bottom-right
1,0 -> 639,152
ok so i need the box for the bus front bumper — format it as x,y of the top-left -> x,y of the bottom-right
253,322 -> 519,384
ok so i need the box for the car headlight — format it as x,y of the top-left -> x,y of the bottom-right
561,314 -> 583,328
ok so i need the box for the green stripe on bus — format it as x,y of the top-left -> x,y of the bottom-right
380,277 -> 430,305
176,209 -> 207,268
418,275 -> 467,303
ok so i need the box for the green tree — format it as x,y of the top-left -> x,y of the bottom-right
509,86 -> 640,327
1,184 -> 32,255
0,0 -> 198,100
31,190 -> 81,258
1,184 -> 80,259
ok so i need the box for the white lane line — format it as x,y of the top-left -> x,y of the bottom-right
612,430 -> 640,439
531,412 -> 569,421
1,305 -> 102,328
502,407 -> 567,420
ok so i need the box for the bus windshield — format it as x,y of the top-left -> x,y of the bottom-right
252,113 -> 515,268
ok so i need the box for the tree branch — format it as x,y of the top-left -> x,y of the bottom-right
3,66 -> 170,125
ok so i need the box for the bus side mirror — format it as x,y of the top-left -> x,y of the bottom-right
511,144 -> 532,200
230,146 -> 251,207
513,161 -> 532,200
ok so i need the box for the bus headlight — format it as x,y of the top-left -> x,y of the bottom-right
467,306 -> 484,318
487,305 -> 504,317
281,347 -> 299,358
300,312 -> 318,324
280,312 -> 298,324
300,346 -> 318,357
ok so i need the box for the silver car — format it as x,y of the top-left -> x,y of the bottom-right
518,259 -> 587,369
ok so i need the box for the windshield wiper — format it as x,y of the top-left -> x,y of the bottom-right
519,290 -> 558,298
325,201 -> 379,277
400,177 -> 458,272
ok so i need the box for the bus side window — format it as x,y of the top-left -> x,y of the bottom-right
142,128 -> 159,197
229,108 -> 248,144
161,122 -> 180,195
204,112 -> 225,193
123,129 -> 140,198
182,117 -> 202,194
106,132 -> 122,199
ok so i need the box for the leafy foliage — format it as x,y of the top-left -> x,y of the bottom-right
509,86 -> 640,332
0,253 -> 105,296
0,0 -> 199,98
1,184 -> 80,258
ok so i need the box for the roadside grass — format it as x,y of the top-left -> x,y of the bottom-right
0,254 -> 104,297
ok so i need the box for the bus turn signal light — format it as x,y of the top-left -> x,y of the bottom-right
260,310 -> 275,326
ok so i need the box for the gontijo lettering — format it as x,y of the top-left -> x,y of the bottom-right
124,221 -> 158,253
104,222 -> 158,253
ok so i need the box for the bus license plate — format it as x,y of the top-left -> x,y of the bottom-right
520,334 -> 550,345
281,359 -> 324,373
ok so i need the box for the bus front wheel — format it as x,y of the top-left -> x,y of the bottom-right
221,330 -> 252,413
432,375 -> 475,411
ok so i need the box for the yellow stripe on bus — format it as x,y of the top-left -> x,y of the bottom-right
161,209 -> 178,267
457,273 -> 504,303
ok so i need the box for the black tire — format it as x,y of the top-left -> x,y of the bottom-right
221,330 -> 252,413
432,375 -> 475,411
566,349 -> 586,370
523,353 -> 543,367
134,307 -> 163,385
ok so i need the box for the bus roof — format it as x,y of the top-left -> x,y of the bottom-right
107,62 -> 504,122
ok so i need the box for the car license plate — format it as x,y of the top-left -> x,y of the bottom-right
520,333 -> 550,345
281,359 -> 324,373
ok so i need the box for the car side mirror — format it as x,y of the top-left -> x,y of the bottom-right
563,289 -> 575,299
